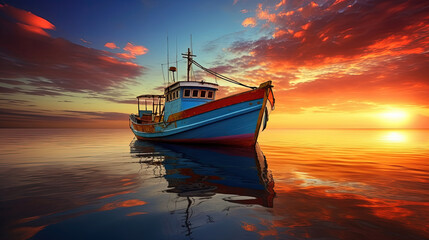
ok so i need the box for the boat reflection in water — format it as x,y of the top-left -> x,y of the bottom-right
130,140 -> 275,236
130,140 -> 275,206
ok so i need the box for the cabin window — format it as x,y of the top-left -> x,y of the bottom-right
200,90 -> 206,98
184,89 -> 190,97
207,91 -> 214,99
176,90 -> 179,99
192,90 -> 199,97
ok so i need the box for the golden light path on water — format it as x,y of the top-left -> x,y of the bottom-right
256,129 -> 429,239
380,131 -> 407,143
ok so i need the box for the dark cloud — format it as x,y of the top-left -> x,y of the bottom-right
0,8 -> 145,95
113,99 -> 137,104
0,98 -> 29,105
63,110 -> 129,121
0,85 -> 67,96
0,79 -> 26,85
0,86 -> 21,94
0,108 -> 82,122
0,108 -> 129,127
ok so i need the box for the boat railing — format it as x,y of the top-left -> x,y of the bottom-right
129,113 -> 166,126
134,94 -> 165,123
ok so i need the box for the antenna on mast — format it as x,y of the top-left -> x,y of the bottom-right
182,48 -> 196,82
190,34 -> 193,53
167,35 -> 170,84
176,37 -> 178,82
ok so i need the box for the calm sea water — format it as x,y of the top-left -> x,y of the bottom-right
0,128 -> 428,240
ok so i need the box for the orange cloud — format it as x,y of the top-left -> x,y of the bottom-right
293,31 -> 304,38
275,0 -> 286,10
116,52 -> 136,60
256,4 -> 276,22
301,22 -> 311,30
242,17 -> 257,27
279,10 -> 294,17
310,1 -> 318,7
123,42 -> 148,56
104,42 -> 119,49
272,29 -> 288,38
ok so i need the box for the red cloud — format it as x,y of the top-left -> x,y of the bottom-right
16,22 -> 50,36
104,42 -> 119,49
0,4 -> 55,36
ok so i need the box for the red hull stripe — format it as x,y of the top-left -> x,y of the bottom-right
136,133 -> 255,147
167,88 -> 266,122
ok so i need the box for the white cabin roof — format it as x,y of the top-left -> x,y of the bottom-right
165,81 -> 218,92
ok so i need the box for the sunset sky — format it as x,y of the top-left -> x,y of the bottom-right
1,0 -> 428,128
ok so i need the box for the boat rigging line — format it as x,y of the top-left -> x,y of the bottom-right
190,59 -> 256,89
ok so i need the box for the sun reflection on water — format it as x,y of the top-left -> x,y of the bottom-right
380,131 -> 407,143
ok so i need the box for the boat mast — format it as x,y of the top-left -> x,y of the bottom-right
182,48 -> 196,82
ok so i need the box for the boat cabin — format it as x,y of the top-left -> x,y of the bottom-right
163,81 -> 218,121
134,94 -> 165,123
132,81 -> 218,124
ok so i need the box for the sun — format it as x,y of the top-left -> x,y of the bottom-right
378,110 -> 409,125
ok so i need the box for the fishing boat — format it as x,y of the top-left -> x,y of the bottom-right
129,49 -> 275,147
